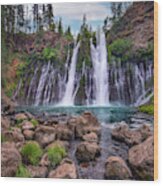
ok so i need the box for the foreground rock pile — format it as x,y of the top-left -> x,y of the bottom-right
1,110 -> 154,180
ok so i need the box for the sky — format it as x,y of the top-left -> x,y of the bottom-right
52,2 -> 112,35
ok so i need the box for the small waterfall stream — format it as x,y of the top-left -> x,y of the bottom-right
59,42 -> 80,106
90,30 -> 109,106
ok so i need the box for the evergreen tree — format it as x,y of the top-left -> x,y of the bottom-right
33,4 -> 39,32
65,25 -> 73,40
110,2 -> 123,23
47,4 -> 55,31
58,18 -> 63,35
16,5 -> 24,32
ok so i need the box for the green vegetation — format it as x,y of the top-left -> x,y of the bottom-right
135,42 -> 154,61
21,142 -> 43,165
47,145 -> 67,166
1,134 -> 7,142
76,15 -> 93,71
108,39 -> 154,64
16,164 -> 31,178
138,95 -> 154,115
5,83 -> 17,98
108,38 -> 132,63
42,47 -> 59,61
30,119 -> 39,127
138,104 -> 154,115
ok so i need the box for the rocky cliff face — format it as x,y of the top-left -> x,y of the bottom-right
107,1 -> 154,51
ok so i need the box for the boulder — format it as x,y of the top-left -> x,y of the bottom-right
23,130 -> 34,140
68,112 -> 101,139
111,122 -> 151,146
21,120 -> 35,130
82,111 -> 100,126
1,142 -> 22,177
105,156 -> 132,180
76,125 -> 101,139
27,165 -> 48,178
128,136 -> 154,180
35,126 -> 56,147
48,159 -> 77,179
82,132 -> 98,143
15,113 -> 27,121
138,124 -> 152,141
3,127 -> 25,143
76,142 -> 100,162
56,125 -> 73,141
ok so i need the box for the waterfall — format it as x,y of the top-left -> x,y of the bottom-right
35,62 -> 51,106
59,42 -> 80,106
90,30 -> 109,106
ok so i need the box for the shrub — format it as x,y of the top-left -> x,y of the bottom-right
21,142 -> 43,165
5,83 -> 17,98
135,42 -> 154,61
42,47 -> 59,61
47,145 -> 67,166
138,104 -> 154,115
109,38 -> 132,57
16,164 -> 31,178
30,119 -> 39,127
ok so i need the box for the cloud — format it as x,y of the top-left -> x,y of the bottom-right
52,2 -> 110,22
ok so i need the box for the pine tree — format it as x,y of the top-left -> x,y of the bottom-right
65,26 -> 73,40
33,4 -> 39,32
58,18 -> 63,35
47,4 -> 55,31
16,5 -> 24,32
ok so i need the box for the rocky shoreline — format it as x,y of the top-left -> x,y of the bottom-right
1,107 -> 154,180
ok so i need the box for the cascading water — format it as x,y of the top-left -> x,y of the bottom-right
35,62 -> 51,106
90,29 -> 109,106
59,42 -> 80,106
14,30 -> 154,107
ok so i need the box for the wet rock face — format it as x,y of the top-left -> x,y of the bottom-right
35,126 -> 56,147
1,142 -> 22,177
111,122 -> 152,147
128,136 -> 154,180
75,142 -> 100,162
48,159 -> 77,179
105,156 -> 132,180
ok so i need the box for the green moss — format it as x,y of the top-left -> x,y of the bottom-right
138,104 -> 154,115
47,145 -> 67,166
21,142 -> 43,165
30,119 -> 39,127
16,164 -> 31,178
